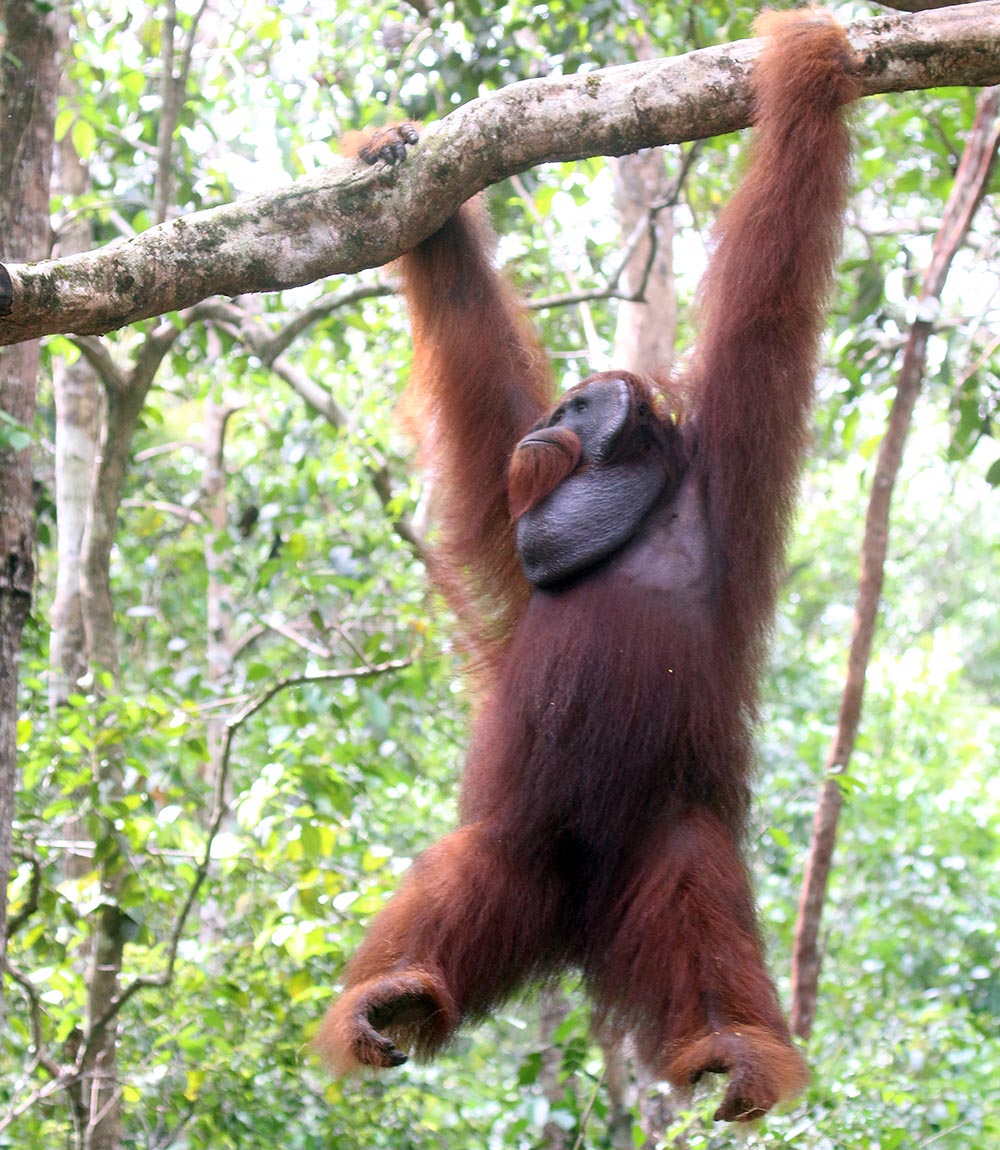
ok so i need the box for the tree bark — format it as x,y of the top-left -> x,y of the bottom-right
611,149 -> 677,378
203,399 -> 238,773
790,85 -> 1000,1041
876,0 -> 981,11
537,989 -> 572,1150
56,8 -> 198,1138
0,0 -> 59,1028
50,71 -> 102,711
0,3 -> 998,346
68,327 -> 181,1150
152,0 -> 208,226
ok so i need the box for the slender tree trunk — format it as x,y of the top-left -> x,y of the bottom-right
74,368 -> 160,1150
790,87 -> 1000,1040
203,400 -> 237,768
153,0 -> 178,225
537,989 -> 572,1150
50,120 -> 102,708
50,39 -> 104,916
79,904 -> 125,1150
602,1042 -> 634,1150
68,8 -> 203,1132
611,149 -> 677,378
0,0 -> 59,1028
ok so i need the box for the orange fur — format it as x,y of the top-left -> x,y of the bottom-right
395,200 -> 553,681
507,428 -> 582,519
341,123 -> 420,163
694,7 -> 860,664
323,10 -> 859,1119
665,1024 -> 810,1122
316,968 -> 457,1075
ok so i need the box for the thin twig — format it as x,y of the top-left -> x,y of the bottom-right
84,657 -> 412,1041
4,852 -> 41,938
571,1066 -> 607,1150
2,959 -> 60,1079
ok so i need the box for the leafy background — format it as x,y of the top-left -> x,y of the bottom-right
3,1 -> 998,1147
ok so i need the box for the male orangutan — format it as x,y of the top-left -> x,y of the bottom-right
321,9 -> 859,1122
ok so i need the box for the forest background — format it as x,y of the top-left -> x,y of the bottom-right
0,1 -> 997,1148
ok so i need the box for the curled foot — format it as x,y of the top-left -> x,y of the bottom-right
351,986 -> 439,1068
665,1025 -> 809,1122
318,971 -> 453,1075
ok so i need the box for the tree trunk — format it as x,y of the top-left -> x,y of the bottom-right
50,108 -> 102,711
65,6 -> 200,1132
0,0 -> 59,1028
611,149 -> 677,377
537,988 -> 572,1150
790,86 -> 1000,1040
50,43 -> 104,917
199,398 -> 238,945
203,399 -> 237,768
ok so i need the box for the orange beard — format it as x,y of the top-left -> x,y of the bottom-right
507,428 -> 582,520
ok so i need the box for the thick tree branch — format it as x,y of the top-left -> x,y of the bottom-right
1,3 -> 998,347
876,1 -> 980,11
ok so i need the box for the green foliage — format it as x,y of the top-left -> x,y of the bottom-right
3,2 -> 998,1148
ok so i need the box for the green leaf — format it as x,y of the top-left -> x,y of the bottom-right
768,825 -> 792,849
0,410 -> 33,451
71,117 -> 97,161
54,107 -> 75,142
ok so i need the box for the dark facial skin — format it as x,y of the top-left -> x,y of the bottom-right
526,376 -> 631,461
514,377 -> 670,588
